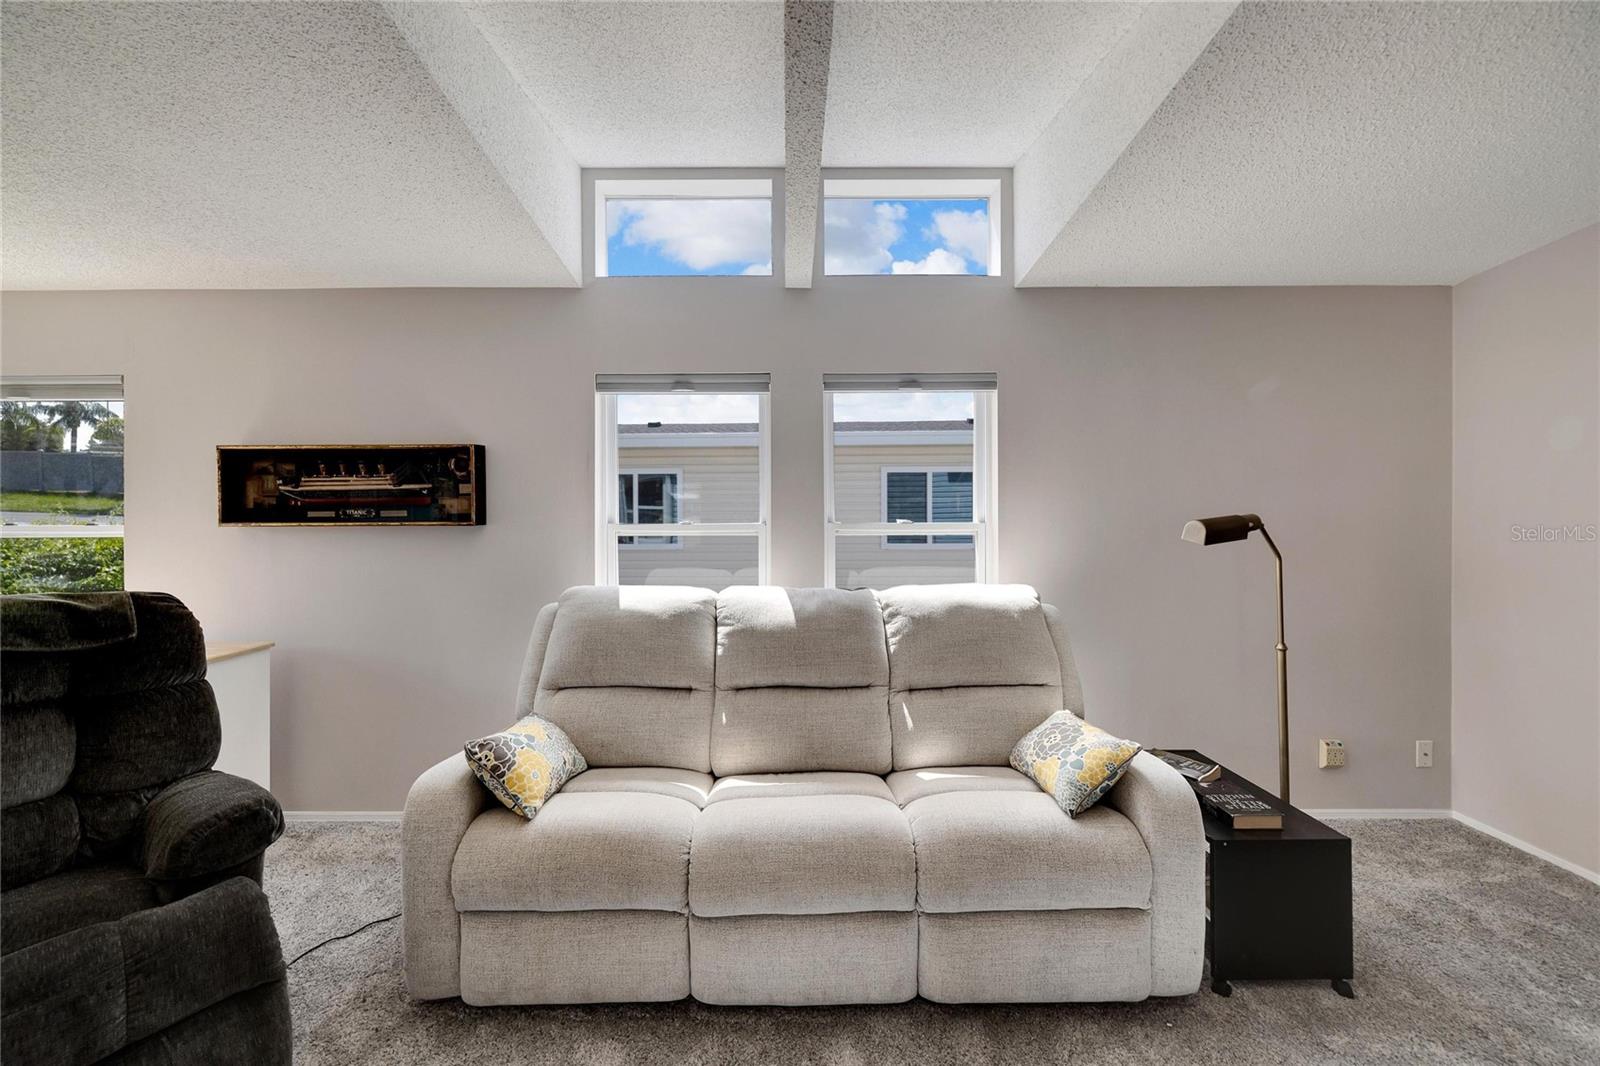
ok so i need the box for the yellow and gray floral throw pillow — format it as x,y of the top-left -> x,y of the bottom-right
1010,711 -> 1142,817
465,715 -> 587,819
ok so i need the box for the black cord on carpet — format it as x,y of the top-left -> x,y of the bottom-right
286,912 -> 401,968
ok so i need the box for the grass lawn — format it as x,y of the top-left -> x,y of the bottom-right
0,490 -> 124,515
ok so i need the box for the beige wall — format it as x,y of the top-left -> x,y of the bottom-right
0,282 -> 1452,812
1452,224 -> 1600,875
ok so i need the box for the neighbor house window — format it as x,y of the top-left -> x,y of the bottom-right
618,471 -> 680,546
823,177 -> 1002,277
882,469 -> 973,546
0,375 -> 125,595
823,373 -> 997,589
596,374 -> 770,588
594,178 -> 774,278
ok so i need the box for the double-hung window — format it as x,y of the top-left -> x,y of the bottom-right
824,373 -> 997,589
595,374 -> 770,588
0,375 -> 125,594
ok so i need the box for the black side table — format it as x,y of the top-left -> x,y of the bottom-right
1170,750 -> 1355,998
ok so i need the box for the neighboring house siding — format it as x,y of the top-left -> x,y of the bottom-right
618,445 -> 758,586
833,443 -> 975,588
616,439 -> 974,586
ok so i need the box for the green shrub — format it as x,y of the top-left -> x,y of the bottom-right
0,537 -> 125,594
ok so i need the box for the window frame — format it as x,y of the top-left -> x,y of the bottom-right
591,176 -> 776,280
617,468 -> 684,549
823,380 -> 998,588
594,380 -> 771,586
0,376 -> 126,544
879,466 -> 975,550
821,174 -> 1005,279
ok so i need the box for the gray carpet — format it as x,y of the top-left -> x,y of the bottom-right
265,819 -> 1600,1065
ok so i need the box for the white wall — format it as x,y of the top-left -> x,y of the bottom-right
1452,224 -> 1600,876
0,281 -> 1452,812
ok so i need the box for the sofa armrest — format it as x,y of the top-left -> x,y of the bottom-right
402,752 -> 489,1000
1104,751 -> 1206,995
143,770 -> 284,884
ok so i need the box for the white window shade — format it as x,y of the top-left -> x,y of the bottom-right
823,372 -> 996,393
1,375 -> 124,401
595,373 -> 771,394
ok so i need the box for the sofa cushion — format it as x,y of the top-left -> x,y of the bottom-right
70,679 -> 221,795
711,587 -> 891,775
879,584 -> 1067,769
561,767 -> 713,808
1,703 -> 75,810
904,791 -> 1152,912
705,771 -> 895,805
1,793 -> 80,890
689,795 -> 915,917
885,765 -> 1038,807
452,793 -> 696,912
1,864 -> 157,954
532,586 -> 715,772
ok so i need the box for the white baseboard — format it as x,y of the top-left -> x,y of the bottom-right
1305,808 -> 1452,820
1451,811 -> 1600,887
285,811 -> 402,823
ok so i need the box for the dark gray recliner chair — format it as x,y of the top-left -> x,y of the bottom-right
1,592 -> 291,1066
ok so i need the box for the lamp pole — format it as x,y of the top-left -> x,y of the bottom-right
1258,526 -> 1289,805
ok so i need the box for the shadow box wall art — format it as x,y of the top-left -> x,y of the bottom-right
217,445 -> 485,526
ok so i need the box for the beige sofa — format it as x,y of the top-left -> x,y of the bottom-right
402,583 -> 1204,1005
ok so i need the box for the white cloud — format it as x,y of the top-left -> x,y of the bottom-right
741,261 -> 772,276
609,199 -> 770,271
833,392 -> 975,422
617,393 -> 760,425
930,207 -> 989,270
890,248 -> 971,275
823,199 -> 906,274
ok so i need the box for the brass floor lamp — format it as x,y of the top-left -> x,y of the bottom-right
1182,514 -> 1290,805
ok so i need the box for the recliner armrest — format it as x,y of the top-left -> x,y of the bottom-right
1104,751 -> 1206,995
402,752 -> 490,1000
142,770 -> 284,883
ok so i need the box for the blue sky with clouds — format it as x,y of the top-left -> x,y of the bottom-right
604,197 -> 990,277
823,199 -> 989,275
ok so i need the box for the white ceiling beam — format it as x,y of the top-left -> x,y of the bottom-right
784,1 -> 833,289
1013,1 -> 1239,286
382,1 -> 582,285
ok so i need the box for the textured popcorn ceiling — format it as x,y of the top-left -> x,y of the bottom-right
0,1 -> 578,289
1,1 -> 1597,289
1022,0 -> 1600,286
467,1 -> 784,168
823,0 -> 1145,167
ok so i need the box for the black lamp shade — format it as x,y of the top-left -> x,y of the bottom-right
1181,514 -> 1263,545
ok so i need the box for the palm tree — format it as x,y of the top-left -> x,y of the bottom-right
45,401 -> 112,453
1,402 -> 64,451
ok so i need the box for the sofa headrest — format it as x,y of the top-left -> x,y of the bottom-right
877,583 -> 1060,691
540,585 -> 715,692
715,586 -> 886,690
1,592 -> 136,652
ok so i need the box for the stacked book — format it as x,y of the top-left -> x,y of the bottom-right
1149,749 -> 1285,830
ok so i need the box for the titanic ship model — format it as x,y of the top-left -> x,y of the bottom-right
276,460 -> 434,515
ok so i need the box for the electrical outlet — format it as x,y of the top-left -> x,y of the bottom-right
1318,738 -> 1347,769
1415,740 -> 1434,768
